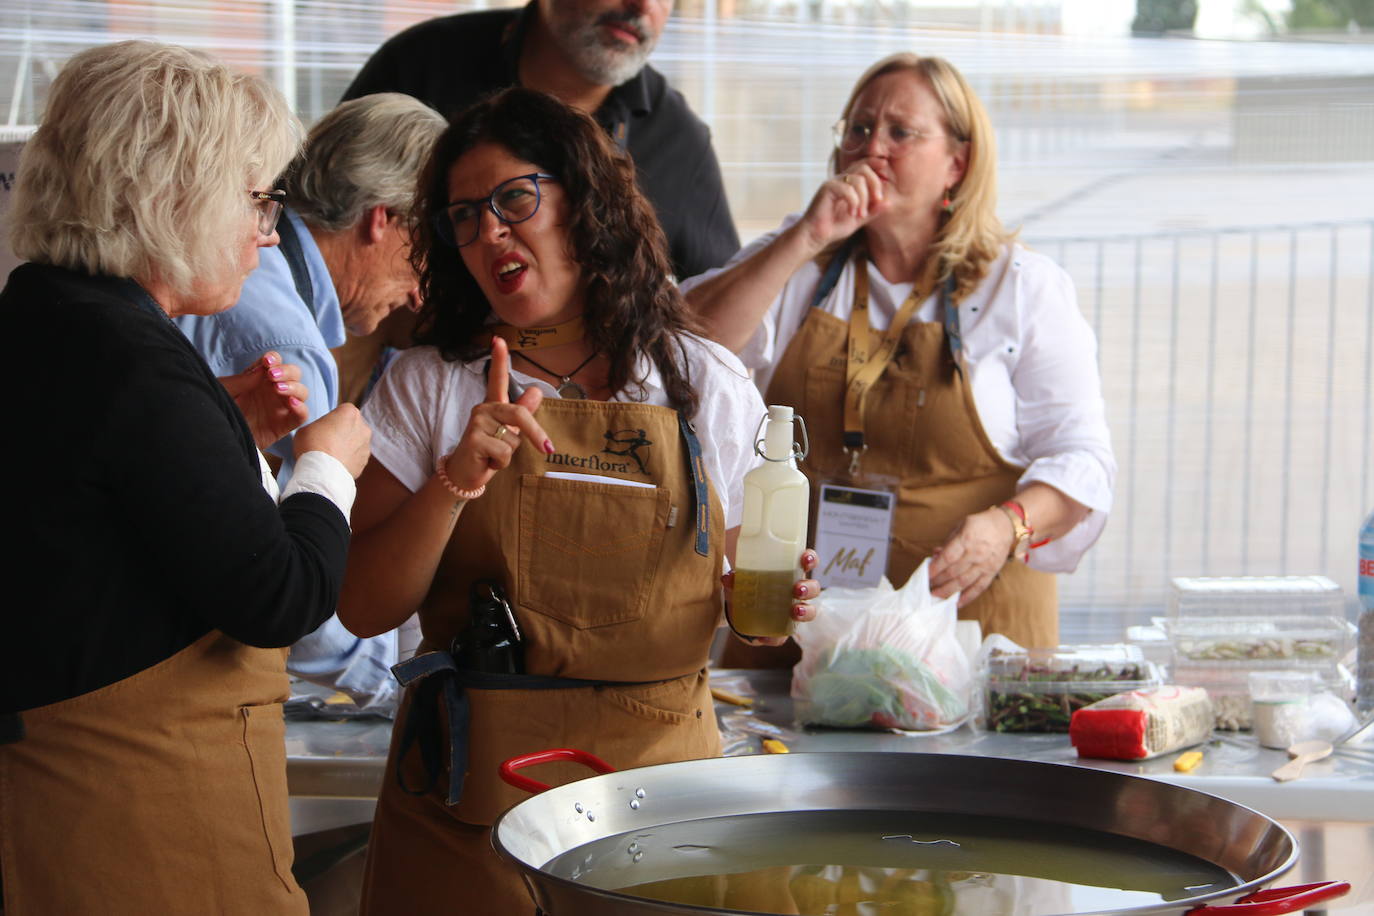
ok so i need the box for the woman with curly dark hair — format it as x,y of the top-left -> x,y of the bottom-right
337,88 -> 817,912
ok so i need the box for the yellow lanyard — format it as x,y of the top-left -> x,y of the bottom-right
842,249 -> 937,473
486,315 -> 584,351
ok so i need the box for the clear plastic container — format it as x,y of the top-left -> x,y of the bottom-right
1173,662 -> 1354,730
1168,575 -> 1344,622
1249,670 -> 1320,749
1125,623 -> 1171,677
982,645 -> 1161,733
1163,617 -> 1355,664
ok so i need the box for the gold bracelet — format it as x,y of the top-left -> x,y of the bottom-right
435,452 -> 485,501
994,502 -> 1031,562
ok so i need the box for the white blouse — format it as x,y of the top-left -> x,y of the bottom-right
681,214 -> 1116,573
363,333 -> 766,538
259,450 -> 356,520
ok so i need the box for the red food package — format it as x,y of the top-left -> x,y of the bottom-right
1069,686 -> 1213,760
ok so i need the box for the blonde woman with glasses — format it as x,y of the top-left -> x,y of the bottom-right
0,41 -> 369,914
684,53 -> 1115,654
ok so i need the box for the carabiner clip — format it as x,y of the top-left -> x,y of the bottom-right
844,443 -> 867,477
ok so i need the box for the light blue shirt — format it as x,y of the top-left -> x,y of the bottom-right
176,208 -> 345,481
175,208 -> 397,714
287,615 -> 397,712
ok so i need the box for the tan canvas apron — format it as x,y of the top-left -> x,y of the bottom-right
763,270 -> 1058,650
360,398 -> 726,914
0,631 -> 306,915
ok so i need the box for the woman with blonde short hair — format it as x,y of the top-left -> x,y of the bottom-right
0,40 -> 370,914
684,52 -> 1115,651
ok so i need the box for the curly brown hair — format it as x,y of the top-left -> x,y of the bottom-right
410,87 -> 700,416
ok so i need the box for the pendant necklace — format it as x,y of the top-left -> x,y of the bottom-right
513,349 -> 599,399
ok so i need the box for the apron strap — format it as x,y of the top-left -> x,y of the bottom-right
811,241 -> 962,360
841,249 -> 937,461
807,237 -> 858,311
391,651 -> 467,804
826,255 -> 961,470
677,411 -> 711,558
273,210 -> 314,306
940,273 -> 962,362
390,651 -> 662,805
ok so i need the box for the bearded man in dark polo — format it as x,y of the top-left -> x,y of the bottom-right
343,0 -> 739,282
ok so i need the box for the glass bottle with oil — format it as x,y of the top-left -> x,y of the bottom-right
732,405 -> 809,638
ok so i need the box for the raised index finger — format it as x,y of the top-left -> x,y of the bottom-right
486,336 -> 511,404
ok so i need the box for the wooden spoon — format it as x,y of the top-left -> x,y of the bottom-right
1270,739 -> 1333,782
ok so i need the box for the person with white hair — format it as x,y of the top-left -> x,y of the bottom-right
176,93 -> 446,710
178,92 -> 445,480
0,40 -> 370,914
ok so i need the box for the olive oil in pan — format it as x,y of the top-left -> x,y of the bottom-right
542,810 -> 1238,914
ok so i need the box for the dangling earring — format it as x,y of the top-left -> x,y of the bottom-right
941,188 -> 954,214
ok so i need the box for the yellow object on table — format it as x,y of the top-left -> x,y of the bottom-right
1173,750 -> 1204,772
710,687 -> 755,708
762,739 -> 789,754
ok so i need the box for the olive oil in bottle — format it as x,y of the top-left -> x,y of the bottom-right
731,406 -> 809,638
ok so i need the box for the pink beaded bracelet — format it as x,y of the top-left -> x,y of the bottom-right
435,453 -> 486,501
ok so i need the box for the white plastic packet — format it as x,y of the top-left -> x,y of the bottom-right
791,559 -> 974,731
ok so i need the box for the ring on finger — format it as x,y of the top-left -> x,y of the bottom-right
493,424 -> 510,440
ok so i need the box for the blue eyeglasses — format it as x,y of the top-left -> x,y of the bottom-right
432,172 -> 558,248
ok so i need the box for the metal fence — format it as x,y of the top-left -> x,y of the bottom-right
4,2 -> 1373,640
1027,220 -> 1374,638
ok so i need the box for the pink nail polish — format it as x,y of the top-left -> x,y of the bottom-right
269,368 -> 283,380
288,396 -> 302,407
543,439 -> 555,454
276,382 -> 289,392
793,605 -> 807,619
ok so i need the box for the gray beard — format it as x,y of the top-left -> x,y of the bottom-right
557,23 -> 654,87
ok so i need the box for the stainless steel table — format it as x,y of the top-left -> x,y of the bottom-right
285,669 -> 1374,911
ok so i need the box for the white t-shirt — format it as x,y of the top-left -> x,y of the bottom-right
681,214 -> 1116,573
363,334 -> 766,539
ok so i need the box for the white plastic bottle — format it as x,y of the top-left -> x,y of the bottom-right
1358,507 -> 1374,714
732,405 -> 810,638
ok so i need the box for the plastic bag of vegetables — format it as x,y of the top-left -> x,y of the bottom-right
792,559 -> 974,731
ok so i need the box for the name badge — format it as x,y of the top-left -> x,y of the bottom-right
814,483 -> 894,589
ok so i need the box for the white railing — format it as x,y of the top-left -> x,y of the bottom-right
1027,220 -> 1374,638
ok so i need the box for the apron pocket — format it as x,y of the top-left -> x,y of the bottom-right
596,674 -> 722,763
240,702 -> 296,889
518,474 -> 670,629
600,677 -> 702,726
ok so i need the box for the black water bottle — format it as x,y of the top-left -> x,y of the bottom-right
451,580 -> 524,674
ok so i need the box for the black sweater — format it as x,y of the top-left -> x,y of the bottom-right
1,264 -> 350,715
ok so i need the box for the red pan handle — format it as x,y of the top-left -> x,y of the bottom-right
499,748 -> 618,795
1187,881 -> 1350,915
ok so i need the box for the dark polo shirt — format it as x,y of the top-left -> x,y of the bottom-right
342,3 -> 740,281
